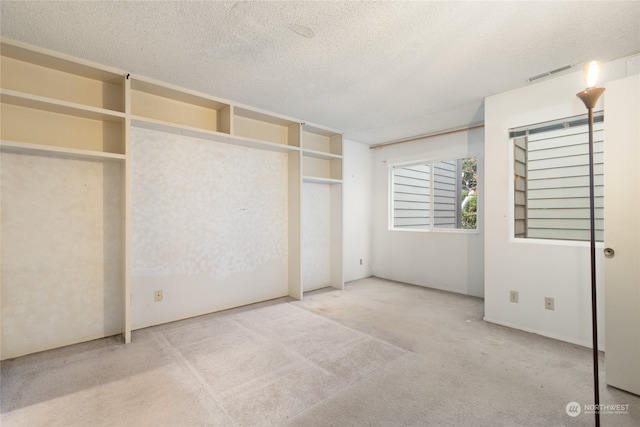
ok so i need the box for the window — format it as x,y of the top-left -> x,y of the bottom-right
512,112 -> 604,241
391,156 -> 477,230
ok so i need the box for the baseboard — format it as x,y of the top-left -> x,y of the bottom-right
483,316 -> 605,351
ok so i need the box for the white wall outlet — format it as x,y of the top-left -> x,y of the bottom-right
154,290 -> 163,302
510,290 -> 519,303
545,297 -> 554,311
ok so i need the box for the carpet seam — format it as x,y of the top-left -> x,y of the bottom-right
151,330 -> 238,427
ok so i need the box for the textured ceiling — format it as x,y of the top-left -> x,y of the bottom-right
1,1 -> 639,144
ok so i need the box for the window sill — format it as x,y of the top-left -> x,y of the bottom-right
389,227 -> 480,235
509,237 -> 604,248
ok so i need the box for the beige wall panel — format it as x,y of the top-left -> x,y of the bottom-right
234,115 -> 290,145
303,132 -> 332,153
303,156 -> 331,179
131,90 -> 219,131
302,156 -> 342,180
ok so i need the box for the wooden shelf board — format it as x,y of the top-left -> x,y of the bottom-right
0,140 -> 126,161
1,89 -> 125,121
229,135 -> 301,154
302,148 -> 342,160
132,117 -> 301,154
302,176 -> 342,185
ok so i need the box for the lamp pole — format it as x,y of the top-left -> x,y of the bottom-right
576,61 -> 605,427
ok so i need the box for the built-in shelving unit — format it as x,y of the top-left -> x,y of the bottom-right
0,40 -> 125,156
0,38 -> 344,358
301,124 -> 344,291
0,39 -> 129,357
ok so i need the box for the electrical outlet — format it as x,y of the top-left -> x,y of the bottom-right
154,290 -> 163,302
360,258 -> 363,265
510,290 -> 519,303
545,297 -> 554,311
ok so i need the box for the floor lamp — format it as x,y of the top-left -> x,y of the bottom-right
576,60 -> 604,427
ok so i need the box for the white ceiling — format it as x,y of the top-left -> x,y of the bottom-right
1,1 -> 639,145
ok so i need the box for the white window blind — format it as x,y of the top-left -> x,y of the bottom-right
512,112 -> 604,241
392,164 -> 431,229
433,160 -> 459,228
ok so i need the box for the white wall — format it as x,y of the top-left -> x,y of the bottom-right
1,154 -> 123,359
484,58 -> 635,348
130,127 -> 288,329
302,182 -> 331,291
371,129 -> 484,297
343,139 -> 374,282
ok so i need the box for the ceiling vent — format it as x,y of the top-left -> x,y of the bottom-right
528,64 -> 573,82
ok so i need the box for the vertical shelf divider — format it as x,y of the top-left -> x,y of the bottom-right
330,165 -> 344,291
330,134 -> 343,156
123,74 -> 132,343
221,105 -> 233,135
288,124 -> 303,300
330,133 -> 344,290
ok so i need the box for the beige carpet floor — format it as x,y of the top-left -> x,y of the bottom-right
1,277 -> 639,426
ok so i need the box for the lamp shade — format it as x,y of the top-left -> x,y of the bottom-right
584,60 -> 603,88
